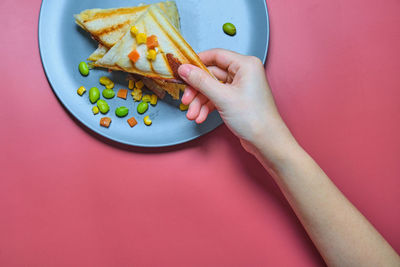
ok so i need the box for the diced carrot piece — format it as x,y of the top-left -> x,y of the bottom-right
146,35 -> 159,49
100,117 -> 112,128
128,50 -> 140,63
127,117 -> 138,127
117,89 -> 128,99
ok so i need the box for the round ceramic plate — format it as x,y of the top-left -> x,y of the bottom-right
38,0 -> 269,147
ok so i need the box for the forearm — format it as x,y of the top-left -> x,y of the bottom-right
178,49 -> 399,265
255,138 -> 400,266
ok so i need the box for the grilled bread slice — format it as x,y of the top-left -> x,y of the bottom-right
95,5 -> 212,84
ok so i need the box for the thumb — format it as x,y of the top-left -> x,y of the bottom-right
178,64 -> 223,101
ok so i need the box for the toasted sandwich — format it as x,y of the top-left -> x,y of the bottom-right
75,2 -> 187,99
74,1 -> 180,61
95,5 -> 212,84
74,1 -> 180,49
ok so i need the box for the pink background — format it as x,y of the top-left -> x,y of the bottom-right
1,0 -> 399,266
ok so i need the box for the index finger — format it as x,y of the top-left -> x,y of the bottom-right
199,48 -> 243,71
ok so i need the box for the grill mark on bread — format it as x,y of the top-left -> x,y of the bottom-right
147,12 -> 185,81
82,6 -> 149,22
94,22 -> 128,37
148,12 -> 189,61
148,8 -> 211,76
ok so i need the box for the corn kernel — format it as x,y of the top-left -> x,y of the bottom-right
135,80 -> 144,89
179,103 -> 189,111
132,88 -> 142,101
99,76 -> 112,86
92,106 -> 99,115
142,94 -> 151,103
77,86 -> 86,96
150,94 -> 158,106
130,26 -> 138,36
144,116 -> 152,126
105,82 -> 115,89
128,80 -> 135,90
146,49 -> 157,61
136,33 -> 147,45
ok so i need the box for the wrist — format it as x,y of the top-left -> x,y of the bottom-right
248,119 -> 302,172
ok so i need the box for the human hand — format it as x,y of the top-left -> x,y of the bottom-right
178,49 -> 296,156
180,50 -> 400,267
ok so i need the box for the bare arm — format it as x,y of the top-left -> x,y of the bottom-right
257,139 -> 399,266
178,49 -> 400,266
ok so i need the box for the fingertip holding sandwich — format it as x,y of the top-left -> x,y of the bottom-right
178,64 -> 193,79
178,64 -> 221,103
178,64 -> 209,91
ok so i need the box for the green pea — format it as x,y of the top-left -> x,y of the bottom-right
79,61 -> 89,76
137,102 -> 149,114
223,23 -> 236,36
89,87 -> 100,104
102,89 -> 115,99
97,99 -> 110,114
115,106 -> 129,118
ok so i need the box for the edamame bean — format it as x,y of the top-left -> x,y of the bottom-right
89,87 -> 100,104
102,89 -> 115,99
115,106 -> 129,118
223,23 -> 236,36
137,102 -> 149,114
79,61 -> 89,76
97,99 -> 110,114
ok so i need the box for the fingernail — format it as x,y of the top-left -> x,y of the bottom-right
178,64 -> 191,79
183,88 -> 190,98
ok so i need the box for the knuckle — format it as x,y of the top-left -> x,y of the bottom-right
247,56 -> 263,66
212,48 -> 225,54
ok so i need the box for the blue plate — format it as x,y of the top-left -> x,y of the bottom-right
38,0 -> 269,147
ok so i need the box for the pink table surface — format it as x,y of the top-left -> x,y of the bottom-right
1,0 -> 399,266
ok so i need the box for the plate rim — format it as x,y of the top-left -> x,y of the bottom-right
38,0 -> 269,148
